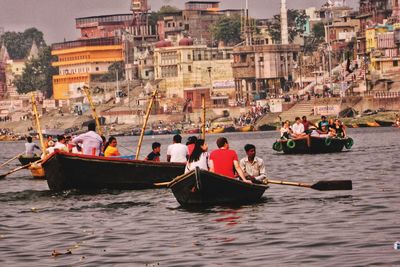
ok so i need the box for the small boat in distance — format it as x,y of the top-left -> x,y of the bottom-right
42,151 -> 185,191
169,168 -> 268,206
18,155 -> 41,165
272,137 -> 354,154
374,120 -> 394,127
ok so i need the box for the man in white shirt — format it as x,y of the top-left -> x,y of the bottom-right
71,123 -> 103,156
167,134 -> 188,163
54,135 -> 68,152
239,144 -> 266,184
292,117 -> 310,147
24,136 -> 41,157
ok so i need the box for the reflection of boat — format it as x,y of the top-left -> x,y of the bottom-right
258,124 -> 277,131
236,125 -> 254,132
272,137 -> 354,154
169,168 -> 268,206
208,127 -> 225,134
42,151 -> 185,191
18,155 -> 41,165
375,120 -> 393,127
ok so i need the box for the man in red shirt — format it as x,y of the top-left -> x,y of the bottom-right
209,137 -> 252,183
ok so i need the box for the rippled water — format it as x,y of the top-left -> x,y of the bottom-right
0,128 -> 399,266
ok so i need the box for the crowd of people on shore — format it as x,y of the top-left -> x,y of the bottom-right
279,115 -> 347,146
235,105 -> 269,126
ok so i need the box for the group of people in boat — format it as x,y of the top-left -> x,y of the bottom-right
280,116 -> 347,146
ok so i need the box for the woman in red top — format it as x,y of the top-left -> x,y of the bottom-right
209,137 -> 251,183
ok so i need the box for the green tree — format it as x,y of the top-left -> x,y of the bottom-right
211,15 -> 242,46
312,22 -> 325,42
0,28 -> 46,59
148,5 -> 181,26
14,46 -> 58,97
269,9 -> 308,43
98,61 -> 125,82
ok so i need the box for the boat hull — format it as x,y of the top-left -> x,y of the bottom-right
276,137 -> 350,154
170,168 -> 267,206
237,125 -> 254,132
42,152 -> 185,191
375,120 -> 393,127
258,124 -> 277,131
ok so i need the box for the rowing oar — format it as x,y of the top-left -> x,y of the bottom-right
0,159 -> 42,179
0,152 -> 24,169
264,179 -> 352,191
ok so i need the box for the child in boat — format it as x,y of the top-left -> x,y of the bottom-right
145,142 -> 161,162
104,136 -> 121,157
280,120 -> 292,139
185,139 -> 209,173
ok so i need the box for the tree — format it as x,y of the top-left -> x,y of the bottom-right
312,22 -> 325,42
148,5 -> 181,26
268,9 -> 308,43
0,28 -> 46,59
97,61 -> 125,82
14,46 -> 58,97
211,15 -> 242,46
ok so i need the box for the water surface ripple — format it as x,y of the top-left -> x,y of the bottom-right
0,128 -> 399,266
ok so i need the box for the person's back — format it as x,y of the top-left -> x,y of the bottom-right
167,134 -> 188,163
71,123 -> 102,156
25,136 -> 39,157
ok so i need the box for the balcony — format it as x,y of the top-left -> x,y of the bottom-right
52,37 -> 122,51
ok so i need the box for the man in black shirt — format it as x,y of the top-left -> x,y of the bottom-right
145,142 -> 161,162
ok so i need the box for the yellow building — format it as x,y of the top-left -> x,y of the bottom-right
366,26 -> 388,54
153,38 -> 234,101
51,37 -> 123,100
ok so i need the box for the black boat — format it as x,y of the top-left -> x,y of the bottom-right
258,124 -> 277,131
272,136 -> 354,154
375,120 -> 394,127
18,155 -> 41,165
42,151 -> 185,191
169,168 -> 268,206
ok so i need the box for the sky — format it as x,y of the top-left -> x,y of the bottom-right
0,0 -> 357,44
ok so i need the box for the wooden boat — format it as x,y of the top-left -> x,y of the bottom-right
272,136 -> 354,154
208,127 -> 225,134
236,125 -> 254,132
18,155 -> 41,165
366,122 -> 380,127
42,151 -> 185,191
224,126 -> 236,132
258,124 -> 277,131
185,128 -> 200,134
169,168 -> 268,206
170,129 -> 181,135
357,123 -> 369,128
375,120 -> 394,127
144,129 -> 154,135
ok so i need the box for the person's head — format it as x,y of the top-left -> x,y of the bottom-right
173,134 -> 182,144
47,136 -> 52,141
88,122 -> 96,132
328,118 -> 334,124
334,119 -> 340,125
295,117 -> 301,123
284,120 -> 290,128
152,142 -> 161,153
302,116 -> 307,121
108,136 -> 117,147
57,135 -> 66,143
321,116 -> 326,121
186,136 -> 197,145
244,144 -> 256,159
189,139 -> 208,163
26,136 -> 33,143
216,137 -> 229,149
321,125 -> 327,132
48,140 -> 55,147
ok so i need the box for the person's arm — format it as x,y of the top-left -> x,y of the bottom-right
233,160 -> 251,183
239,159 -> 251,178
258,159 -> 266,176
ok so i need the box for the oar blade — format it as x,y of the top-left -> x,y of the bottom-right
311,180 -> 352,191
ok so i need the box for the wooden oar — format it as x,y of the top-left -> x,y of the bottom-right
0,159 -> 42,179
264,179 -> 352,191
135,89 -> 157,160
0,152 -> 24,169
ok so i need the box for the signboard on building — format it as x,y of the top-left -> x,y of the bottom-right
213,80 -> 235,89
313,105 -> 340,116
0,100 -> 23,111
43,99 -> 56,109
268,98 -> 283,113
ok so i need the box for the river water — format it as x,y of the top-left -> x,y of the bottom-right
0,128 -> 399,266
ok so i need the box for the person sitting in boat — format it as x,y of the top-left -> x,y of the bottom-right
209,137 -> 251,183
71,123 -> 103,156
44,135 -> 53,149
333,119 -> 346,138
45,140 -> 55,155
104,136 -> 121,157
145,142 -> 161,162
311,125 -> 334,138
301,116 -> 315,133
54,135 -> 68,152
167,134 -> 188,163
185,139 -> 209,173
280,120 -> 292,139
100,135 -> 106,156
318,116 -> 329,130
239,144 -> 266,184
292,117 -> 308,138
186,136 -> 198,157
24,136 -> 41,158
327,118 -> 335,131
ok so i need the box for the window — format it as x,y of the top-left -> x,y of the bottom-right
96,67 -> 99,71
187,54 -> 191,60
394,61 -> 399,67
188,65 -> 192,72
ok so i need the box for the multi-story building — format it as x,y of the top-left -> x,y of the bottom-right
51,37 -> 123,100
153,38 -> 235,107
0,44 -> 8,98
76,14 -> 133,39
232,44 -> 300,102
326,14 -> 360,53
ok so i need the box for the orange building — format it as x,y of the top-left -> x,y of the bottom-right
51,38 -> 123,100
